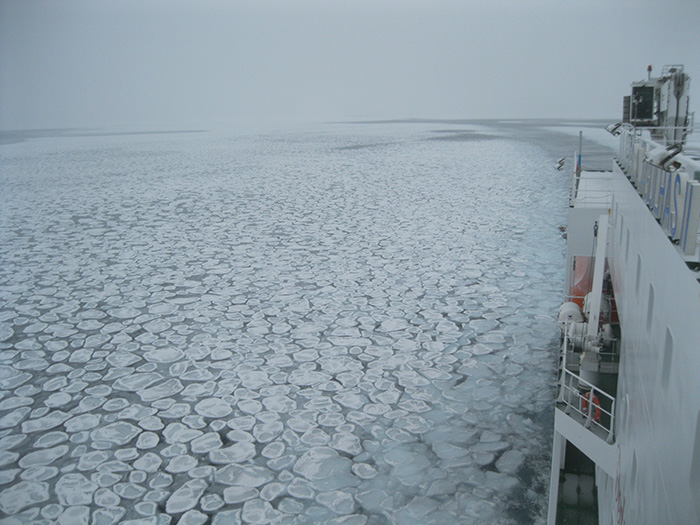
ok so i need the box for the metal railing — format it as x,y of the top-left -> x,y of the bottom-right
557,367 -> 616,444
561,349 -> 619,368
617,124 -> 700,177
568,157 -> 613,207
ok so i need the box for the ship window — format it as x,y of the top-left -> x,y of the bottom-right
619,215 -> 624,243
646,284 -> 654,330
661,327 -> 673,389
635,255 -> 642,296
690,410 -> 700,516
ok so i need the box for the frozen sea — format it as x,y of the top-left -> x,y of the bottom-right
0,121 -> 612,524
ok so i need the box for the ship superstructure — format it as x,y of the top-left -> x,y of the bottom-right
547,66 -> 700,524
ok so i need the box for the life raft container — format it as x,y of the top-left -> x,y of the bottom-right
581,391 -> 601,422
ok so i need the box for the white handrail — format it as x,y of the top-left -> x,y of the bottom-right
559,368 -> 616,444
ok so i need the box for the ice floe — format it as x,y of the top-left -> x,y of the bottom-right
0,123 -> 566,523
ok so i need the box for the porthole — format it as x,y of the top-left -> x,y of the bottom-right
646,284 -> 654,331
619,215 -> 625,243
635,255 -> 642,296
661,328 -> 673,389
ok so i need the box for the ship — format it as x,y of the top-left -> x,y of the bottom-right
547,65 -> 700,524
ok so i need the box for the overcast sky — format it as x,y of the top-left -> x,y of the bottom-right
1,0 -> 700,130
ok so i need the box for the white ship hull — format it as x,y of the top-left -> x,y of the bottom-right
548,65 -> 700,524
601,162 -> 700,524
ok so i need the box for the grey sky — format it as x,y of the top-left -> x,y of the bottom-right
2,0 -> 700,130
